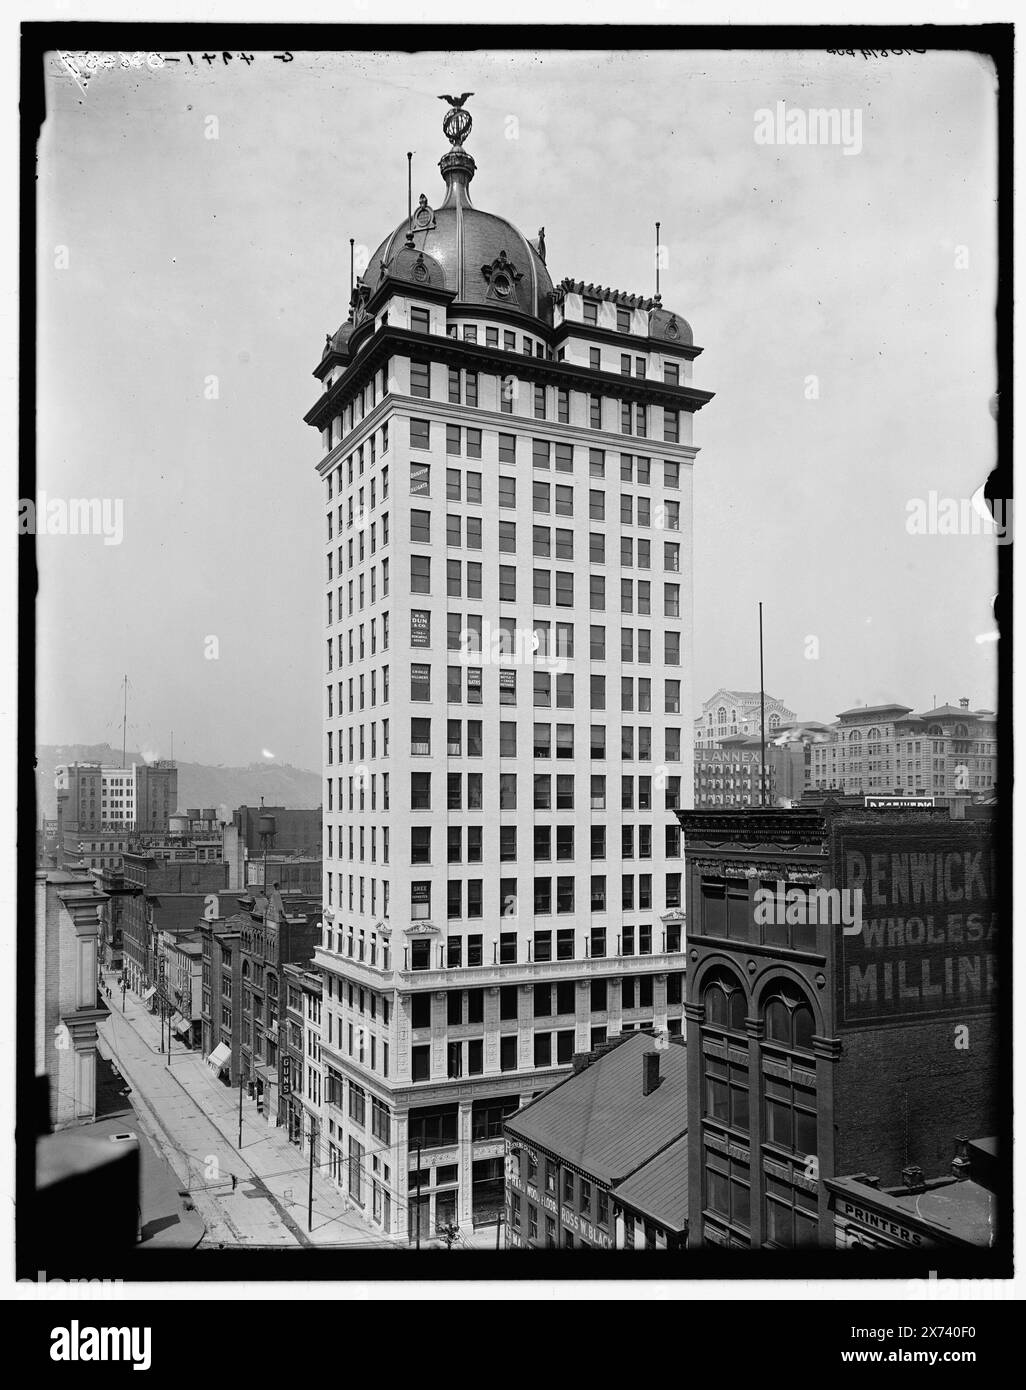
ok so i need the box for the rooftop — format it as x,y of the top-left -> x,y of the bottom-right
614,1133 -> 689,1233
836,703 -> 914,720
505,1032 -> 687,1187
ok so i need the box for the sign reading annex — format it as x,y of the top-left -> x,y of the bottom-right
834,823 -> 997,1027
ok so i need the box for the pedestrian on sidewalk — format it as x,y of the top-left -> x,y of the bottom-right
231,1174 -> 237,1192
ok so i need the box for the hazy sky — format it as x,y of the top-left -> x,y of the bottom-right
35,46 -> 1000,769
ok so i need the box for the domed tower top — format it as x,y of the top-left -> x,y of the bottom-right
362,93 -> 553,325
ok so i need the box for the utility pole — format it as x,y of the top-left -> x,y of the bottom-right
121,673 -> 128,769
308,1135 -> 315,1232
238,1073 -> 244,1150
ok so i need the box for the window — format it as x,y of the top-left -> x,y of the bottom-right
499,476 -> 516,509
410,509 -> 430,543
410,360 -> 431,398
410,419 -> 430,452
499,521 -> 516,553
411,1045 -> 430,1081
589,489 -> 605,521
410,665 -> 430,702
410,555 -> 430,593
410,306 -> 431,334
410,718 -> 431,758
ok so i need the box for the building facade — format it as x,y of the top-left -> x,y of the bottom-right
694,690 -> 795,750
236,888 -> 321,1125
675,804 -> 998,1250
807,698 -> 997,800
504,1031 -> 688,1250
694,734 -> 805,809
55,760 -> 178,868
198,915 -> 245,1083
304,97 -> 711,1241
120,855 -> 231,999
35,869 -> 109,1131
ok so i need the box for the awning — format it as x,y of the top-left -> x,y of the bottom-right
206,1042 -> 231,1072
142,986 -> 157,1001
175,1016 -> 193,1036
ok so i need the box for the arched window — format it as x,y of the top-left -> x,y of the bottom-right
704,972 -> 747,1034
955,724 -> 968,739
848,729 -> 862,743
760,981 -> 818,1249
700,970 -> 751,1244
242,959 -> 250,978
717,706 -> 727,724
928,725 -> 942,737
768,713 -> 780,729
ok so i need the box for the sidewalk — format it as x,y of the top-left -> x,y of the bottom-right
101,971 -> 403,1250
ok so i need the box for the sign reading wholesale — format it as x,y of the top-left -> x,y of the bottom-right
834,821 -> 997,1027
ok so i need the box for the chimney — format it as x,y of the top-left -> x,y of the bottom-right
643,1051 -> 661,1096
901,1162 -> 926,1193
959,697 -> 970,709
951,1137 -> 972,1182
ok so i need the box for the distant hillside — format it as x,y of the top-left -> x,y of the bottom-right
34,742 -> 322,821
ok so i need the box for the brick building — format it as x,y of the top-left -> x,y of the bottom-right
198,915 -> 246,1083
675,803 -> 998,1250
503,1031 -> 688,1249
232,805 -> 322,857
120,855 -> 231,1000
807,698 -> 998,800
694,734 -> 806,809
235,887 -> 321,1126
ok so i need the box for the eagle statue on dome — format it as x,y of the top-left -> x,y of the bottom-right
438,93 -> 475,148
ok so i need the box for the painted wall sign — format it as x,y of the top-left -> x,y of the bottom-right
835,825 -> 997,1026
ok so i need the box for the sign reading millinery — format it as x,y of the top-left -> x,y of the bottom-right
835,824 -> 997,1027
411,663 -> 430,687
281,1054 -> 291,1097
411,610 -> 430,648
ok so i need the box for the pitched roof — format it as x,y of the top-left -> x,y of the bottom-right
837,703 -> 913,719
504,1033 -> 687,1186
615,1134 -> 689,1233
918,705 -> 974,720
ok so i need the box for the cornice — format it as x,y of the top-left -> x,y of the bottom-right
305,326 -> 715,432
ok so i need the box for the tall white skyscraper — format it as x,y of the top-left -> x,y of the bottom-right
305,96 -> 713,1243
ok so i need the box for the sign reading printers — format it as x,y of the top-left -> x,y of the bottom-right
834,824 -> 997,1027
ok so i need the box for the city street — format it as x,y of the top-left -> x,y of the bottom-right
98,972 -> 403,1250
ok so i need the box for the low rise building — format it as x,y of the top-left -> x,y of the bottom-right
503,1031 -> 688,1249
197,916 -> 245,1083
826,1136 -> 998,1250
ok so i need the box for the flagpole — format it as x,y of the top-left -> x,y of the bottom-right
759,603 -> 767,807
